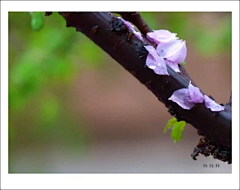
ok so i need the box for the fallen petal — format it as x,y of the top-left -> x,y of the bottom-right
188,82 -> 204,103
165,59 -> 180,72
133,31 -> 144,42
204,95 -> 224,111
145,46 -> 169,75
157,40 -> 182,57
168,88 -> 195,110
147,29 -> 178,44
153,62 -> 169,75
118,17 -> 143,42
145,46 -> 161,61
157,40 -> 187,63
118,17 -> 134,31
167,40 -> 187,63
146,54 -> 157,70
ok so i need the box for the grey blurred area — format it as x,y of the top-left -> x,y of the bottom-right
11,137 -> 231,173
9,12 -> 231,173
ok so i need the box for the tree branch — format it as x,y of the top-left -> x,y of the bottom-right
57,12 -> 231,163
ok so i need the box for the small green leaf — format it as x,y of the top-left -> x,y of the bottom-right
171,121 -> 186,143
163,117 -> 177,133
30,12 -> 44,31
180,61 -> 186,65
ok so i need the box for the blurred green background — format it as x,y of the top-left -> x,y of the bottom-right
9,12 -> 231,173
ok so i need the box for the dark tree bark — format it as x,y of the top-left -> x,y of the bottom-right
52,12 -> 231,163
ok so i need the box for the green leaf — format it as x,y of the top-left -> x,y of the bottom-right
30,12 -> 44,31
163,117 -> 177,133
171,121 -> 186,143
180,61 -> 186,65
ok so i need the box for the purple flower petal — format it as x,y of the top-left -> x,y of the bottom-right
118,17 -> 134,30
156,40 -> 181,57
118,17 -> 143,42
188,82 -> 204,103
145,46 -> 169,75
133,31 -> 144,42
165,59 -> 180,72
145,54 -> 157,70
204,95 -> 224,111
167,40 -> 187,63
153,62 -> 169,75
147,30 -> 178,44
157,40 -> 187,63
145,46 -> 161,64
168,88 -> 195,110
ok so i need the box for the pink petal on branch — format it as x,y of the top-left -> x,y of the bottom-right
157,40 -> 181,57
165,59 -> 180,72
157,40 -> 187,63
188,82 -> 204,103
167,40 -> 187,63
147,29 -> 178,44
118,17 -> 143,42
204,95 -> 224,111
168,88 -> 195,110
133,31 -> 144,42
118,17 -> 134,30
145,46 -> 169,75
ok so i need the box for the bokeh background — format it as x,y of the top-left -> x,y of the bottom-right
9,12 -> 231,173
